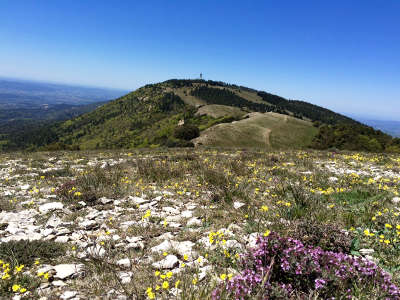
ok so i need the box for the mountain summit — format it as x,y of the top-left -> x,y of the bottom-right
4,79 -> 400,152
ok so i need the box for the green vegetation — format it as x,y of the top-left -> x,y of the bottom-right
257,91 -> 358,125
191,86 -> 285,114
0,240 -> 66,268
0,78 -> 398,153
312,123 -> 400,152
173,124 -> 200,141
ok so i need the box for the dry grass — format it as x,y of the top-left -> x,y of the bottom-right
193,112 -> 317,149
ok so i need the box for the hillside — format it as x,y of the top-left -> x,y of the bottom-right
193,112 -> 317,149
1,78 -> 398,152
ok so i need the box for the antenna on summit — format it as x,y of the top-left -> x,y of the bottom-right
200,73 -> 203,80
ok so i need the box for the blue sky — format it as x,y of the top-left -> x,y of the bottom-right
0,1 -> 399,120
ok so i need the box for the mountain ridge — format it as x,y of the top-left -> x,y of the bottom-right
1,79 -> 399,153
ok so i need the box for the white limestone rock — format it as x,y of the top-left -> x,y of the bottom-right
38,202 -> 64,214
116,258 -> 131,268
118,271 -> 133,284
60,291 -> 78,300
187,217 -> 202,227
54,264 -> 84,280
152,255 -> 179,269
233,201 -> 245,209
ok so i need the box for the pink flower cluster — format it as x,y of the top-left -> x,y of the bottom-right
212,232 -> 399,299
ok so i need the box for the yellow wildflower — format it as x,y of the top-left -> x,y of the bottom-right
12,284 -> 20,292
263,230 -> 271,237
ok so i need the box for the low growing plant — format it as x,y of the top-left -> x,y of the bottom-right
212,233 -> 400,299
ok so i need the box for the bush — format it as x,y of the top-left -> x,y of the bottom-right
56,165 -> 126,205
165,139 -> 195,148
0,240 -> 66,268
212,233 -> 399,299
173,125 -> 200,141
292,220 -> 353,253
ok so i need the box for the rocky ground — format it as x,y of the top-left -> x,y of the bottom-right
1,149 -> 400,299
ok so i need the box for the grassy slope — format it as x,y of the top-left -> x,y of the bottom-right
174,87 -> 206,106
193,112 -> 318,149
195,104 -> 246,119
229,88 -> 267,104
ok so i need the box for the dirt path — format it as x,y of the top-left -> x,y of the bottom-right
284,115 -> 288,123
264,128 -> 271,147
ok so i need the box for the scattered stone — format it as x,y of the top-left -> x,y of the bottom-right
46,215 -> 62,228
86,210 -> 101,220
163,206 -> 180,215
171,240 -> 197,259
99,197 -> 113,205
233,201 -> 245,209
359,248 -> 375,255
39,202 -> 64,213
153,196 -> 162,201
152,255 -> 179,269
52,280 -> 67,287
60,291 -> 78,300
128,196 -> 149,205
168,222 -> 182,228
118,271 -> 133,284
86,245 -> 106,257
247,232 -> 261,248
181,210 -> 193,218
54,264 -> 84,280
54,235 -> 70,243
79,220 -> 98,230
187,217 -> 202,226
151,240 -> 172,253
20,184 -> 30,190
117,258 -> 131,268
198,265 -> 212,281
223,239 -> 244,251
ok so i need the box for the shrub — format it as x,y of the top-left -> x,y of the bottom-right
212,233 -> 399,299
173,125 -> 200,141
0,240 -> 66,268
165,139 -> 195,148
56,165 -> 126,205
291,220 -> 353,253
135,159 -> 183,182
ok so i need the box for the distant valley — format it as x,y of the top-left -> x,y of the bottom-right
0,78 -> 127,143
0,77 -> 127,107
354,118 -> 400,138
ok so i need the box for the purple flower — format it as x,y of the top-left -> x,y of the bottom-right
212,232 -> 400,299
315,278 -> 327,289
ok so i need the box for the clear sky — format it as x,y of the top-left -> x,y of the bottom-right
1,1 -> 399,120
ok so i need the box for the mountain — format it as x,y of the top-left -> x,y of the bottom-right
1,79 -> 399,152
